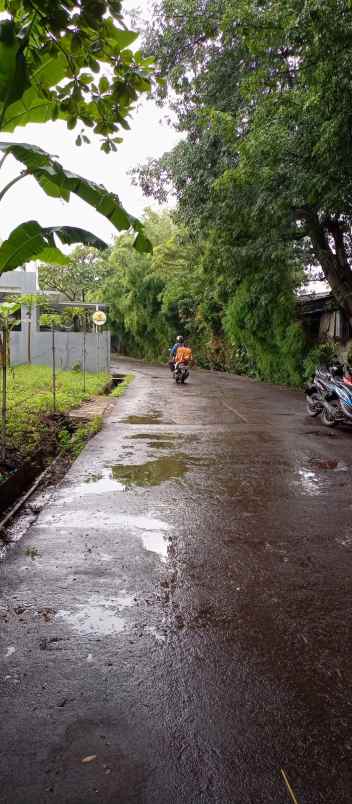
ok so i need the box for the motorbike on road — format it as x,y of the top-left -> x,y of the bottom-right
174,362 -> 190,384
168,346 -> 191,385
305,362 -> 352,426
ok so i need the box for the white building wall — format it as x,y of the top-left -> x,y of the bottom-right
1,268 -> 111,373
0,268 -> 37,293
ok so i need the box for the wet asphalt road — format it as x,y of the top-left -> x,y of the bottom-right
1,359 -> 352,803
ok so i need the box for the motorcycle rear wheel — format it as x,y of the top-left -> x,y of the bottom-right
321,406 -> 337,427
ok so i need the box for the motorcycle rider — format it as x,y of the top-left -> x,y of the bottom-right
174,339 -> 193,370
168,335 -> 184,372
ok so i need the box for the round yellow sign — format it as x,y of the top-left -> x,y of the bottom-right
92,310 -> 107,326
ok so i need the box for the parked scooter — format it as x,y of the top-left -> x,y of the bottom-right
305,361 -> 352,426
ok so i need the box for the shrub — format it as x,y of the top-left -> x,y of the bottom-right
303,342 -> 338,382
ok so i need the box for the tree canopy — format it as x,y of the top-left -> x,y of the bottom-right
125,0 -> 352,382
0,0 -> 155,150
38,245 -> 110,301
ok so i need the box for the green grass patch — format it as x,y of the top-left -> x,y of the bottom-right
111,373 -> 134,397
1,364 -> 109,458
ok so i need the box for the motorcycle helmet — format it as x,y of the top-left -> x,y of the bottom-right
176,335 -> 184,343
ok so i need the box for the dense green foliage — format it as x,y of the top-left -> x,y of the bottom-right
96,209 -> 202,361
126,0 -> 352,383
224,276 -> 306,386
0,0 -> 153,269
92,207 -> 306,379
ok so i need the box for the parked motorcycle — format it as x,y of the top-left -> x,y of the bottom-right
174,362 -> 190,384
305,362 -> 352,426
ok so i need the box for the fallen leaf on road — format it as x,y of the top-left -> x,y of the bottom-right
81,755 -> 97,764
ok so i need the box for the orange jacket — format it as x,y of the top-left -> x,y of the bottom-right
175,345 -> 192,363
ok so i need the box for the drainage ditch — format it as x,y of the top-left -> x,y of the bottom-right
0,373 -> 126,546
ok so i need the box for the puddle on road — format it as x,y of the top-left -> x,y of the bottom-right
141,531 -> 168,560
295,458 -> 349,496
148,441 -> 177,450
122,411 -> 166,425
129,433 -> 176,450
115,513 -> 170,560
308,459 -> 348,472
38,506 -> 172,562
297,469 -> 322,496
56,592 -> 135,636
129,433 -> 168,440
68,468 -> 127,496
110,454 -> 197,488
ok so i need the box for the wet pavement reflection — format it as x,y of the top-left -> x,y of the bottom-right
122,410 -> 166,425
70,468 -> 127,495
111,454 -> 201,488
1,358 -> 352,803
129,433 -> 177,450
57,592 -> 135,636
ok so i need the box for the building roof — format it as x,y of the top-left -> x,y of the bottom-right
297,291 -> 336,316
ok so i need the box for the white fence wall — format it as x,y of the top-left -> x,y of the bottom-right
10,329 -> 111,373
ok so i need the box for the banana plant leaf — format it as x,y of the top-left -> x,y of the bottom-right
0,141 -> 152,244
133,230 -> 154,254
0,221 -> 108,272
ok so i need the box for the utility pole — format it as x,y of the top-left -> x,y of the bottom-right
1,326 -> 7,464
83,315 -> 86,393
52,324 -> 56,412
27,308 -> 31,364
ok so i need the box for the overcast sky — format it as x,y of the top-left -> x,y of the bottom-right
0,0 -> 179,246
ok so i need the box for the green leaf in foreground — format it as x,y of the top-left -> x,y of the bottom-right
0,141 -> 153,251
0,221 -> 108,272
133,230 -> 154,254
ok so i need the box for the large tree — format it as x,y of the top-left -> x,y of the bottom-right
223,0 -> 352,321
138,0 -> 352,323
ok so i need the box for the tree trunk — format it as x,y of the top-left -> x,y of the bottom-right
27,318 -> 31,364
300,208 -> 352,323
